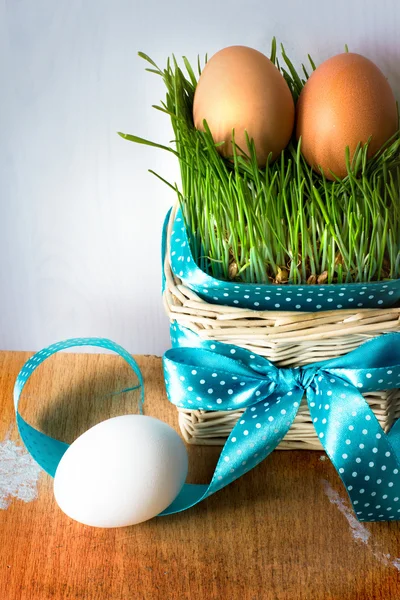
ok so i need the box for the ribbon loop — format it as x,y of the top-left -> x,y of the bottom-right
14,338 -> 144,477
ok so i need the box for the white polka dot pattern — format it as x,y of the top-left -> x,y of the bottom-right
309,375 -> 400,522
167,208 -> 400,312
165,325 -> 400,522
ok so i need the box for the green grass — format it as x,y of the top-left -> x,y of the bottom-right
119,41 -> 400,284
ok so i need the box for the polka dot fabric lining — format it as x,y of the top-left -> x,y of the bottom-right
168,208 -> 400,312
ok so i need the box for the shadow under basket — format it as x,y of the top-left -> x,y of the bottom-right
163,205 -> 400,449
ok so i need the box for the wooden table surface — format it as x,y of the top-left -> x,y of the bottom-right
1,350 -> 400,600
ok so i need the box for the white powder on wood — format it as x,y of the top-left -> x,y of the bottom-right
0,433 -> 41,509
322,479 -> 400,571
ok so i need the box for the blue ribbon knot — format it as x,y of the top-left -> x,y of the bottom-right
277,365 -> 319,392
162,328 -> 400,522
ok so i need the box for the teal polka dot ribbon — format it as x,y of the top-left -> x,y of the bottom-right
14,338 -> 144,477
14,334 -> 400,523
162,328 -> 400,522
165,207 -> 400,311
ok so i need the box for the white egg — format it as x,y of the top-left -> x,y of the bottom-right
54,415 -> 188,528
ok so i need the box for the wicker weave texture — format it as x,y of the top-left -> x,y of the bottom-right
164,204 -> 400,448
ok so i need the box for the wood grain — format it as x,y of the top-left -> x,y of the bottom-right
1,350 -> 400,600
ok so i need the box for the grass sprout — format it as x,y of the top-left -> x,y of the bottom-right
119,41 -> 400,284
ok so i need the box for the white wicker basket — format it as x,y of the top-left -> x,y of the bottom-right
163,204 -> 400,448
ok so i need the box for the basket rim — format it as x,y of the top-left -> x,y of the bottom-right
164,203 -> 400,325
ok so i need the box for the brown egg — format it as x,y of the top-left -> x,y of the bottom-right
296,52 -> 398,180
193,46 -> 295,167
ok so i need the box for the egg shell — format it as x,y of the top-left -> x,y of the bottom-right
54,415 -> 188,528
296,52 -> 398,179
193,45 -> 295,166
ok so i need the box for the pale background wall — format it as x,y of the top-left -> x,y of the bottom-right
1,0 -> 400,355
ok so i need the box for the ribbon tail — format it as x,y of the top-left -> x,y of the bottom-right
159,484 -> 209,515
308,375 -> 400,522
159,388 -> 303,516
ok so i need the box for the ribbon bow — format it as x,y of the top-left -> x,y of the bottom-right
163,329 -> 400,522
